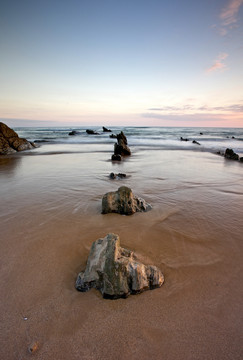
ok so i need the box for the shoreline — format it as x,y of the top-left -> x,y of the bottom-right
0,145 -> 242,359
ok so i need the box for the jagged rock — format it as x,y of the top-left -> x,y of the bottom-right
76,233 -> 164,299
103,126 -> 112,132
109,172 -> 127,179
86,129 -> 99,135
114,131 -> 131,156
111,154 -> 122,161
110,134 -> 117,139
0,122 -> 36,155
224,148 -> 239,161
102,186 -> 152,215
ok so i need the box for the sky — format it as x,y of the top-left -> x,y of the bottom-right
0,0 -> 243,127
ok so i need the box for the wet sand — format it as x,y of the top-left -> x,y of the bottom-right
0,147 -> 242,359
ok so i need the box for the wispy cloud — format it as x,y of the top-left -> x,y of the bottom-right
206,53 -> 228,73
147,102 -> 243,114
220,0 -> 243,26
219,0 -> 243,34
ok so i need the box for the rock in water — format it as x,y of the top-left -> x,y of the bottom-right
103,126 -> 112,132
0,122 -> 35,155
114,131 -> 131,156
102,186 -> 152,215
224,148 -> 239,161
76,233 -> 164,299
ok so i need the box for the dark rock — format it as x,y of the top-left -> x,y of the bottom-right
69,130 -> 79,136
86,129 -> 100,135
192,140 -> 200,145
109,134 -> 117,139
224,148 -> 239,161
102,186 -> 152,215
76,233 -> 164,299
114,131 -> 131,156
109,172 -> 127,179
0,122 -> 36,155
200,132 -> 203,135
240,157 -> 243,162
180,137 -> 189,141
103,126 -> 112,132
111,154 -> 122,161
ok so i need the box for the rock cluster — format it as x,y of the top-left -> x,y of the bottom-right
0,122 -> 36,155
76,233 -> 164,299
111,131 -> 131,161
102,186 -> 152,215
109,172 -> 126,180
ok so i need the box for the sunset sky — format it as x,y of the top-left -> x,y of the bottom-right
1,0 -> 243,127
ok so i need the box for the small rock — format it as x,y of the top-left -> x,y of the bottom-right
224,148 -> 239,161
69,130 -> 79,136
109,134 -> 117,139
86,129 -> 99,135
192,140 -> 200,145
102,186 -> 152,215
109,172 -> 127,179
111,154 -> 122,161
103,126 -> 112,132
28,341 -> 39,354
180,137 -> 189,141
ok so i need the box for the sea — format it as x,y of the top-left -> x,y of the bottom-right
13,126 -> 243,156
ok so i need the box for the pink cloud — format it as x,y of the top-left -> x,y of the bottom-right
206,53 -> 228,73
219,0 -> 243,34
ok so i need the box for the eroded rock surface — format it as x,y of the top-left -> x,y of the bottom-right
102,186 -> 152,215
0,122 -> 35,155
76,233 -> 164,299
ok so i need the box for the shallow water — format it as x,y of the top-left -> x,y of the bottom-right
0,142 -> 242,360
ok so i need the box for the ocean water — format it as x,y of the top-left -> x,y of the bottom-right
13,126 -> 243,156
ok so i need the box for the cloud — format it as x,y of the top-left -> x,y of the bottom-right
206,53 -> 228,73
147,102 -> 243,114
219,0 -> 243,34
220,0 -> 243,26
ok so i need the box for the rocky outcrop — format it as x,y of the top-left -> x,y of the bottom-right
114,131 -> 131,156
76,233 -> 164,299
0,122 -> 36,155
86,129 -> 100,135
103,126 -> 112,132
224,148 -> 239,161
69,130 -> 80,136
102,186 -> 152,215
192,140 -> 200,145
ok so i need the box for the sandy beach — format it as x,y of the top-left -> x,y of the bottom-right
0,144 -> 242,359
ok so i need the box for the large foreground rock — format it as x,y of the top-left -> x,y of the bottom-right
102,186 -> 152,215
0,122 -> 35,155
76,233 -> 164,299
